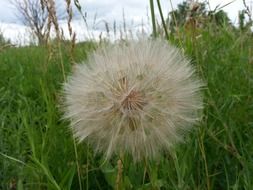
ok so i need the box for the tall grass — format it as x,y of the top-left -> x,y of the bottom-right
1,2 -> 253,190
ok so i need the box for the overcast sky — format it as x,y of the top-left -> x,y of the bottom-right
0,0 -> 251,44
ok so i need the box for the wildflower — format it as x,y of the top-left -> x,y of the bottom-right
62,39 -> 203,161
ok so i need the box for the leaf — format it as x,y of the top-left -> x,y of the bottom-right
59,165 -> 76,190
100,162 -> 117,188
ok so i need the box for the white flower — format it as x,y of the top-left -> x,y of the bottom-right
62,39 -> 203,161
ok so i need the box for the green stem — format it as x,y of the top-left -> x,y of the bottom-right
149,0 -> 157,38
157,0 -> 170,40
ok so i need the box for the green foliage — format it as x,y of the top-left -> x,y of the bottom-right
238,10 -> 253,31
167,1 -> 232,34
209,10 -> 231,26
0,24 -> 253,190
168,1 -> 206,31
0,32 -> 11,46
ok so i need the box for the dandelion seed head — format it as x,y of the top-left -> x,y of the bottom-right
62,39 -> 203,161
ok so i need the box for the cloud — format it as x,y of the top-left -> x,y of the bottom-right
0,0 -> 17,23
0,0 -> 250,45
0,22 -> 32,45
0,0 -> 247,25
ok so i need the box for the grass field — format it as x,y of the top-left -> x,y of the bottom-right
0,23 -> 253,189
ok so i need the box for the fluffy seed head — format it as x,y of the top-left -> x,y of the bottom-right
62,39 -> 203,161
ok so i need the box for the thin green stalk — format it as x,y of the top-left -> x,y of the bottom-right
0,152 -> 26,166
168,0 -> 183,49
149,0 -> 157,38
157,0 -> 170,40
32,157 -> 61,190
73,136 -> 83,190
86,142 -> 89,190
198,128 -> 210,190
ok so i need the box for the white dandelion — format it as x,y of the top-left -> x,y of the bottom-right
62,39 -> 203,161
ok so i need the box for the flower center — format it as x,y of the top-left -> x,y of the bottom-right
121,89 -> 146,111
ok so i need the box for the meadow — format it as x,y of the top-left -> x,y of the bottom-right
1,5 -> 253,190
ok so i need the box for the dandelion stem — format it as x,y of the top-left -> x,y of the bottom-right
115,157 -> 123,190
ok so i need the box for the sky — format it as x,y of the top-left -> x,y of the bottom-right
0,0 -> 251,45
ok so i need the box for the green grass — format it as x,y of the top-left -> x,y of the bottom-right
0,26 -> 253,189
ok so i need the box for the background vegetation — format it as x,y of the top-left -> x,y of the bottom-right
0,0 -> 253,189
